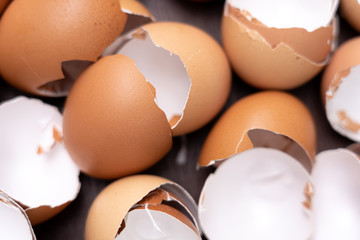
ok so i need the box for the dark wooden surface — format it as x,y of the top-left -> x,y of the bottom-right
0,0 -> 358,239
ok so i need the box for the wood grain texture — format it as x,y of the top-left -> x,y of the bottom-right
0,0 -> 357,239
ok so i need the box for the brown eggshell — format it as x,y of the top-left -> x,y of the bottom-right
199,91 -> 316,166
0,0 -> 127,96
222,12 -> 325,89
321,37 -> 360,103
341,0 -> 360,32
85,175 -> 171,240
228,6 -> 334,63
63,54 -> 172,179
0,0 -> 9,15
143,22 -> 231,136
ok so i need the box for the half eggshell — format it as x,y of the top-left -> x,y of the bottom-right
105,21 -> 232,136
63,54 -> 173,179
85,175 -> 201,240
0,0 -> 127,96
198,91 -> 316,166
222,0 -> 338,89
0,96 -> 81,225
321,37 -> 360,141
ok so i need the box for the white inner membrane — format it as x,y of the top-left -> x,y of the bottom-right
326,65 -> 360,141
199,148 -> 311,240
227,0 -> 338,31
116,31 -> 191,128
0,97 -> 80,208
0,194 -> 34,239
116,208 -> 200,240
311,149 -> 360,240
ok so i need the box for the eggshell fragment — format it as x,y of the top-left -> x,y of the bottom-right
199,91 -> 316,166
119,0 -> 154,34
222,0 -> 338,89
105,21 -> 231,136
341,0 -> 360,32
321,37 -> 360,141
0,96 -> 81,225
0,191 -> 36,240
0,0 -> 127,96
85,175 -> 201,240
63,54 -> 173,179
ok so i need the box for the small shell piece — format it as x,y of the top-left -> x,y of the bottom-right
0,191 -> 36,240
222,0 -> 339,89
0,96 -> 81,225
199,91 -> 316,166
85,175 -> 201,240
341,0 -> 360,32
321,37 -> 360,141
119,0 -> 154,34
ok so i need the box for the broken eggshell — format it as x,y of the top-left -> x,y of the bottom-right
64,22 -> 231,179
198,91 -> 316,167
119,0 -> 154,34
0,96 -> 81,225
340,0 -> 360,32
222,0 -> 339,89
321,37 -> 360,142
199,129 -> 360,240
0,0 -> 127,96
85,175 -> 201,240
63,54 -> 173,179
0,190 -> 36,240
104,21 -> 232,136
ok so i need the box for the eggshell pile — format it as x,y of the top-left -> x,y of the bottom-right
63,22 -> 231,179
0,97 -> 81,225
85,175 -> 201,240
222,0 -> 339,89
0,0 -> 151,97
0,191 -> 35,240
199,91 -> 316,166
340,0 -> 360,32
321,37 -> 360,141
199,130 -> 360,240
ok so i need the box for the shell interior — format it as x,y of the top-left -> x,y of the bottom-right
103,29 -> 191,129
227,0 -> 338,31
0,97 -> 80,210
0,191 -> 35,240
326,64 -> 360,141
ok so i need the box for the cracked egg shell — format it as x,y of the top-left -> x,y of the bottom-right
85,175 -> 201,240
222,0 -> 338,89
199,91 -> 316,166
0,0 -> 127,96
119,0 -> 154,34
63,54 -> 173,179
341,0 -> 360,32
0,96 -> 81,225
110,22 -> 231,136
321,37 -> 360,141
